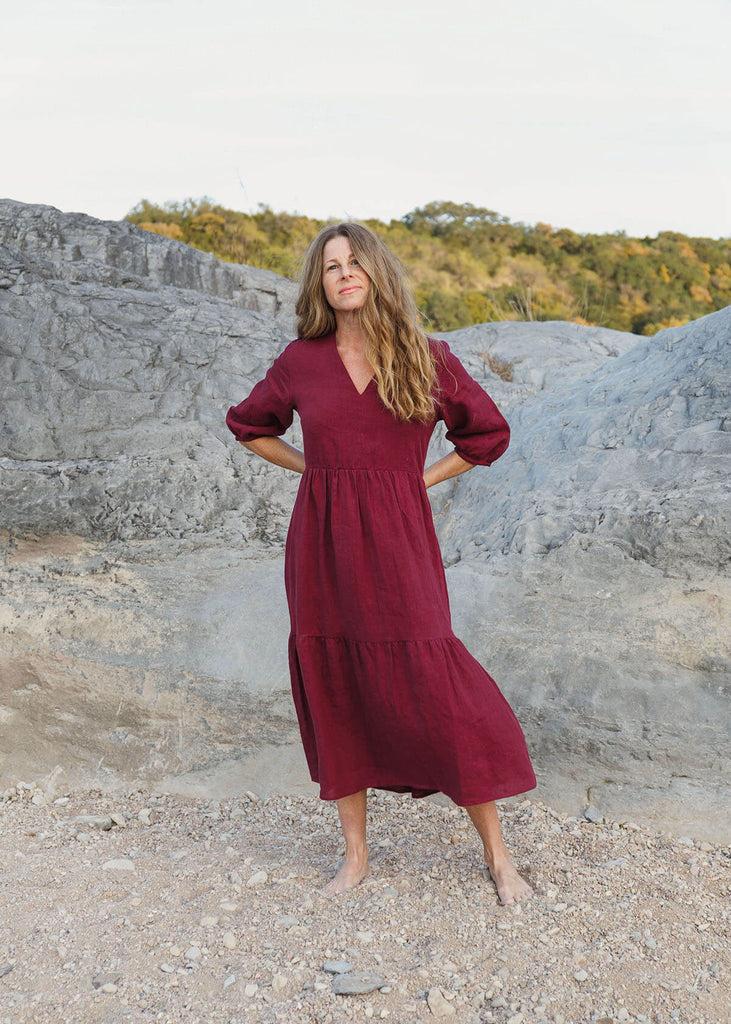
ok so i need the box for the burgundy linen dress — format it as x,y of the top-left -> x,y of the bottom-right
226,334 -> 536,805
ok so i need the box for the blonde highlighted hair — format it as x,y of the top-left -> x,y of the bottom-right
295,222 -> 438,422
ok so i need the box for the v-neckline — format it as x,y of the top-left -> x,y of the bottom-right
331,335 -> 375,397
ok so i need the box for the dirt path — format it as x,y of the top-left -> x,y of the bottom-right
0,783 -> 727,1024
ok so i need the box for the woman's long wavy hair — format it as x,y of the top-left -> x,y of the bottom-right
295,222 -> 438,422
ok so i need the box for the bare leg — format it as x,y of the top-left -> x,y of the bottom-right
322,789 -> 370,895
465,800 -> 533,905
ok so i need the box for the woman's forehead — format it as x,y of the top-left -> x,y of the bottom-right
322,236 -> 354,262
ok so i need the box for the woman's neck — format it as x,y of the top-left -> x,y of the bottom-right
334,311 -> 367,351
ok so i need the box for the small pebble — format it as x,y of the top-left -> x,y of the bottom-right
573,970 -> 588,982
221,931 -> 237,949
427,986 -> 456,1017
92,972 -> 121,989
246,870 -> 268,887
323,960 -> 354,974
332,971 -> 384,995
582,805 -> 603,824
244,982 -> 258,997
102,858 -> 135,872
70,815 -> 113,831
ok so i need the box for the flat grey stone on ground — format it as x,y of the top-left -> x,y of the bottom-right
323,960 -> 354,974
331,971 -> 384,995
101,858 -> 135,872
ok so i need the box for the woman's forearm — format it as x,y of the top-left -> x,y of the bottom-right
423,451 -> 475,489
241,436 -> 306,474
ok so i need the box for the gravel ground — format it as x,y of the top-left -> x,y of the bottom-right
0,781 -> 728,1024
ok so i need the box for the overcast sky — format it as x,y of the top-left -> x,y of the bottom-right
3,0 -> 730,237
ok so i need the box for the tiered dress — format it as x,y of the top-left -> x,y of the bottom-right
226,334 -> 536,806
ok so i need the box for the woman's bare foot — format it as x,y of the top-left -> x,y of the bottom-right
322,848 -> 369,895
486,855 -> 533,906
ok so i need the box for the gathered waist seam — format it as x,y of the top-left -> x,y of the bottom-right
291,633 -> 457,644
303,466 -> 423,477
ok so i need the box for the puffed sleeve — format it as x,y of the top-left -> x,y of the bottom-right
434,341 -> 510,466
226,349 -> 294,443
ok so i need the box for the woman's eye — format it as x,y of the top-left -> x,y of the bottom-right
351,259 -> 359,266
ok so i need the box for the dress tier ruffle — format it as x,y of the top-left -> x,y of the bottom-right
226,335 -> 536,805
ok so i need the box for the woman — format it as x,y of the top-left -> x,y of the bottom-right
226,223 -> 536,904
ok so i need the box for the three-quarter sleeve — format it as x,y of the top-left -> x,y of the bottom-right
435,341 -> 510,466
226,350 -> 294,443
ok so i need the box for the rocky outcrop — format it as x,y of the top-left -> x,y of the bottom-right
0,199 -> 298,318
0,201 -> 728,839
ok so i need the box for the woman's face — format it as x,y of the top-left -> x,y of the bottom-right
321,235 -> 370,313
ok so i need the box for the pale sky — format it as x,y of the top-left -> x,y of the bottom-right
3,0 -> 730,238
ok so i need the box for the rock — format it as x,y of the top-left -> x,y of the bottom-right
223,974 -> 237,990
200,915 -> 219,927
582,805 -> 603,824
159,964 -> 175,974
109,812 -> 127,828
246,870 -> 268,887
244,982 -> 258,997
271,973 -> 288,993
92,972 -> 121,989
39,765 -> 68,802
221,932 -> 237,949
70,815 -> 114,831
356,929 -> 375,944
332,971 -> 385,995
427,986 -> 456,1016
323,960 -> 354,974
137,809 -> 153,826
102,858 -> 135,871
184,947 -> 201,962
573,970 -> 588,982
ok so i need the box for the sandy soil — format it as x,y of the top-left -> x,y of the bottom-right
0,782 -> 727,1024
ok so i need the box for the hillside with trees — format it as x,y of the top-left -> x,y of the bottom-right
126,199 -> 731,334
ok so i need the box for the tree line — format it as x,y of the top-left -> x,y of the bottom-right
126,198 -> 731,335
